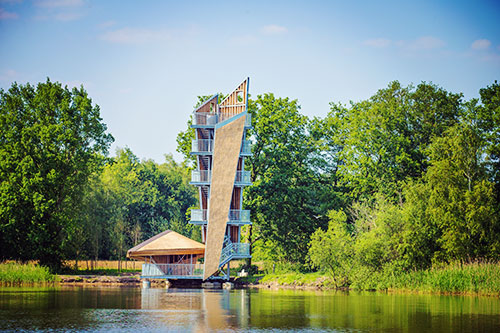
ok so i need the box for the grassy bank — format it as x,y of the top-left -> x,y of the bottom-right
0,262 -> 55,284
253,262 -> 500,296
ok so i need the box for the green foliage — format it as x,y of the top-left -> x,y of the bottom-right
327,81 -> 462,201
73,149 -> 198,262
426,123 -> 500,261
0,262 -> 54,284
308,210 -> 354,287
0,80 -> 113,269
246,93 -> 340,264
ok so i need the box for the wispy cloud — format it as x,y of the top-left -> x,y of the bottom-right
53,11 -> 82,21
0,69 -> 19,82
406,36 -> 445,50
33,0 -> 85,21
261,24 -> 287,35
0,7 -> 18,19
97,20 -> 116,29
471,39 -> 491,50
35,0 -> 84,8
364,38 -> 391,48
100,27 -> 172,44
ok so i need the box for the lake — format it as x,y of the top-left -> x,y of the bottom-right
1,286 -> 499,332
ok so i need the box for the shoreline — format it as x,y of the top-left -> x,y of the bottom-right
2,276 -> 499,297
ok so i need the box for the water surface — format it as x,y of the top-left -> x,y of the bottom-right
1,286 -> 499,332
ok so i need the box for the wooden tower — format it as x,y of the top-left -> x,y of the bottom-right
189,78 -> 252,280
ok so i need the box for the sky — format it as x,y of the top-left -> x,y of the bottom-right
1,0 -> 499,163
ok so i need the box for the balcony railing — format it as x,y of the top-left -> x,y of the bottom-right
191,139 -> 213,153
191,139 -> 251,156
235,171 -> 251,185
142,263 -> 203,278
229,210 -> 250,222
192,113 -> 252,127
220,242 -> 251,266
193,113 -> 218,126
241,140 -> 252,155
190,209 -> 250,223
191,170 -> 211,183
190,209 -> 208,222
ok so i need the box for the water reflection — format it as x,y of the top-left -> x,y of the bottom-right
140,288 -> 250,331
0,286 -> 499,332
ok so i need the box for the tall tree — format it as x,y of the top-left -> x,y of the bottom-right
327,81 -> 462,201
245,93 -> 339,264
0,80 -> 113,269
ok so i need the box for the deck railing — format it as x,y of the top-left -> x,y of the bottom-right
191,170 -> 211,183
235,171 -> 251,184
191,139 -> 213,153
219,242 -> 251,267
229,210 -> 250,222
190,209 -> 250,223
241,140 -> 252,155
192,113 -> 252,127
190,209 -> 208,222
141,263 -> 204,277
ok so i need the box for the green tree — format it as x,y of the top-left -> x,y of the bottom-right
0,80 -> 113,269
426,123 -> 500,261
327,81 -> 462,201
246,93 -> 339,265
309,210 -> 354,287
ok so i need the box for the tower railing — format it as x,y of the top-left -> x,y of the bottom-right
191,139 -> 213,153
192,113 -> 252,127
235,171 -> 251,184
190,209 -> 250,223
191,170 -> 211,183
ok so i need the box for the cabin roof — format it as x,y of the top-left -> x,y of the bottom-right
127,230 -> 205,259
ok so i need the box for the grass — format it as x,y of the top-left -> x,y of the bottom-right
62,268 -> 140,276
254,262 -> 500,296
384,261 -> 500,295
260,272 -> 333,287
0,262 -> 55,284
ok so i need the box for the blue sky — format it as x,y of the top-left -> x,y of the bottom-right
1,0 -> 499,162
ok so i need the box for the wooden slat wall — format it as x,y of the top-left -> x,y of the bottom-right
203,115 -> 246,279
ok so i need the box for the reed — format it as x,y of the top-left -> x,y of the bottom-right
385,261 -> 500,295
0,262 -> 54,284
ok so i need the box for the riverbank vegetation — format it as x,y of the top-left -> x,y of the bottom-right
0,262 -> 54,284
1,78 -> 499,295
257,261 -> 500,296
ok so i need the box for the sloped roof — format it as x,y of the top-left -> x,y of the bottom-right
127,230 -> 205,259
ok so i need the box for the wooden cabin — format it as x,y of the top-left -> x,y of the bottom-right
127,230 -> 205,278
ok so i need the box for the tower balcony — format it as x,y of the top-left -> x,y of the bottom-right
191,139 -> 213,154
192,113 -> 252,128
190,209 -> 251,225
190,170 -> 251,186
191,139 -> 252,156
190,170 -> 211,185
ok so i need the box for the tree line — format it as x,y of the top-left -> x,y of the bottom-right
1,78 -> 499,275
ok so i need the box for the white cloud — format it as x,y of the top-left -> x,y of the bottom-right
406,36 -> 445,50
471,39 -> 491,50
35,0 -> 84,8
0,69 -> 19,82
97,20 -> 116,29
364,38 -> 391,48
100,28 -> 172,44
0,8 -> 18,19
54,11 -> 82,21
261,24 -> 287,35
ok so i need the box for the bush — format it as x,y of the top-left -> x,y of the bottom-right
0,262 -> 54,284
